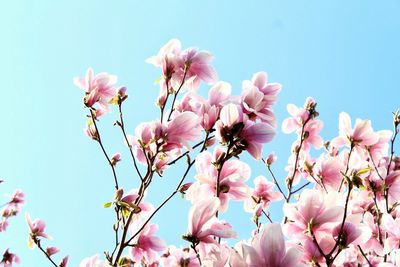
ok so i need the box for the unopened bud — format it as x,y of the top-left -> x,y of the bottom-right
111,153 -> 121,166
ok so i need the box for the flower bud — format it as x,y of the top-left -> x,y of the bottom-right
111,153 -> 121,166
265,153 -> 276,166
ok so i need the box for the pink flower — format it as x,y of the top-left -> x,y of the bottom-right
160,246 -> 199,267
187,149 -> 251,211
282,98 -> 323,150
244,72 -> 282,106
147,39 -> 217,91
313,156 -> 343,190
165,111 -> 201,150
59,256 -> 69,267
216,104 -> 275,159
79,254 -> 110,267
1,249 -> 20,267
0,220 -> 8,232
240,120 -> 275,160
207,81 -> 232,108
181,47 -> 217,91
120,188 -> 153,218
265,152 -> 277,166
84,119 -> 98,141
331,112 -> 379,148
45,247 -> 59,257
359,212 -> 384,255
110,153 -> 121,166
245,176 -> 283,212
332,222 -> 363,247
185,198 -> 236,245
8,190 -> 24,208
241,72 -> 281,126
74,68 -> 117,113
25,213 -> 50,247
239,223 -> 303,267
284,189 -> 343,237
129,224 -> 165,264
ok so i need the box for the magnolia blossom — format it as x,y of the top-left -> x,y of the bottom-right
236,223 -> 303,267
80,254 -> 111,267
241,71 -> 281,126
65,40 -> 400,267
245,175 -> 283,212
187,149 -> 251,211
146,39 -> 217,92
1,249 -> 20,267
331,112 -> 379,149
184,197 -> 236,246
25,213 -> 50,247
129,224 -> 165,264
284,189 -> 343,238
216,103 -> 275,159
74,68 -> 117,114
160,246 -> 200,267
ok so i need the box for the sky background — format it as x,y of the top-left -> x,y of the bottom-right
1,1 -> 400,266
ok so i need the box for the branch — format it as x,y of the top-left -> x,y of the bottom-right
117,103 -> 143,181
90,109 -> 119,190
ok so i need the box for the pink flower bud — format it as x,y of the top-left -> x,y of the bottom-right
46,247 -> 60,256
266,153 -> 277,166
59,256 -> 69,267
111,153 -> 121,165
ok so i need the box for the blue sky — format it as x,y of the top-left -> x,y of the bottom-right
1,1 -> 399,265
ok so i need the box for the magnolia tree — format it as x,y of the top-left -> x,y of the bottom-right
3,39 -> 400,267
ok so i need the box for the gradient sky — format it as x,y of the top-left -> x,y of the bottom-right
1,1 -> 400,266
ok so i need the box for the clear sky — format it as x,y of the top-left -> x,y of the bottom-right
1,1 -> 399,266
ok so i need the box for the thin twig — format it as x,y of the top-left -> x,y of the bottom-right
90,109 -> 119,190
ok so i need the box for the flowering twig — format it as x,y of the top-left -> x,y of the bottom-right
89,109 -> 119,190
117,102 -> 144,181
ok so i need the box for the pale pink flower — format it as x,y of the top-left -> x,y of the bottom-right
207,81 -> 232,108
25,213 -> 50,247
181,47 -> 217,91
129,224 -> 165,264
185,198 -> 236,245
216,104 -> 275,159
7,190 -> 24,208
243,72 -> 281,106
331,112 -> 379,148
332,221 -> 363,247
187,150 -> 251,211
74,68 -> 117,113
45,247 -> 59,257
245,176 -> 283,212
282,99 -> 323,150
1,249 -> 20,267
120,189 -> 153,217
80,255 -> 111,267
369,130 -> 392,163
239,223 -> 303,267
0,220 -> 8,232
218,103 -> 244,128
160,246 -> 199,267
165,111 -> 201,150
360,212 -> 384,255
284,189 -> 343,237
240,120 -> 275,160
313,156 -> 343,190
59,256 -> 68,267
241,72 -> 281,126
84,119 -> 98,141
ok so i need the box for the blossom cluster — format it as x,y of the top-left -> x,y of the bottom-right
0,188 -> 24,267
20,39 -> 400,267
